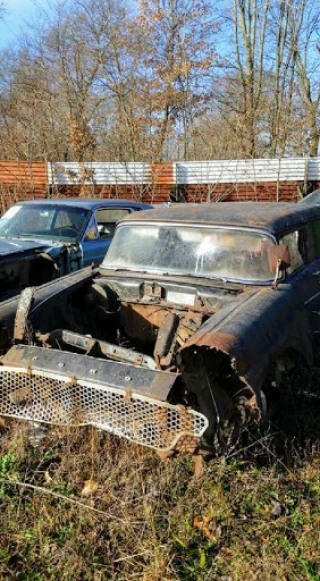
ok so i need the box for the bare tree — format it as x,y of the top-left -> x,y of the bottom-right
136,0 -> 217,161
267,0 -> 296,156
0,0 -> 320,163
216,0 -> 270,157
287,0 -> 320,156
79,0 -> 147,161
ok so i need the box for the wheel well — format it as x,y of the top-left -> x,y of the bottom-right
266,347 -> 309,387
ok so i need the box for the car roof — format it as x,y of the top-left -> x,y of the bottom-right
17,198 -> 152,211
122,202 -> 320,234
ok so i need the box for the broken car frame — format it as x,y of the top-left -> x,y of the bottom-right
0,200 -> 319,457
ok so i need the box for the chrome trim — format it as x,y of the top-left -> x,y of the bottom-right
304,291 -> 320,306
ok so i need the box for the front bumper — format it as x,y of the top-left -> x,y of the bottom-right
0,345 -> 208,452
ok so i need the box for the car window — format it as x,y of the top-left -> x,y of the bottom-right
280,231 -> 304,274
54,210 -> 82,229
302,219 -> 320,262
94,208 -> 131,239
3,208 -> 55,234
83,214 -> 99,241
103,223 -> 276,283
0,204 -> 89,240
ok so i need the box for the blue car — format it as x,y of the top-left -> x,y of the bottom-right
0,198 -> 152,299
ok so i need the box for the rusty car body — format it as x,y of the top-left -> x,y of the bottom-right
0,198 -> 151,300
0,200 -> 319,456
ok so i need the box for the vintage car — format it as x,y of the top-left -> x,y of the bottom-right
0,198 -> 151,300
0,200 -> 319,457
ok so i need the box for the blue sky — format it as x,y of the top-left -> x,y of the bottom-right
0,0 -> 49,47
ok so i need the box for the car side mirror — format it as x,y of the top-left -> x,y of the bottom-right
268,244 -> 291,289
268,244 -> 291,274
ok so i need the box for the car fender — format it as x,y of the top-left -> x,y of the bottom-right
179,284 -> 313,394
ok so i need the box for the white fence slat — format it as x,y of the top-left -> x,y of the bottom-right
49,162 -> 151,185
175,159 -> 306,184
307,159 -> 320,181
48,158 -> 320,186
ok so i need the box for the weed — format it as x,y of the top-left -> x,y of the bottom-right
0,410 -> 319,580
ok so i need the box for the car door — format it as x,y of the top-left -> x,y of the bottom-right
297,219 -> 320,324
80,207 -> 135,267
280,226 -> 320,325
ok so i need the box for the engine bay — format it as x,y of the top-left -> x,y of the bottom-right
0,273 -> 258,455
30,275 -> 241,372
0,253 -> 58,301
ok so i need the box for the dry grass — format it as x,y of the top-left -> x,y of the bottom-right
1,352 -> 320,580
0,399 -> 320,581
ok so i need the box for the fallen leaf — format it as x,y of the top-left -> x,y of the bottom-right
44,470 -> 52,484
270,501 -> 284,518
193,515 -> 215,540
192,454 -> 203,478
81,479 -> 98,497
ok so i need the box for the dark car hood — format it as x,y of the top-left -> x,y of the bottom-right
0,236 -> 64,257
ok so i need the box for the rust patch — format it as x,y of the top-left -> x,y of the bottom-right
121,302 -> 204,347
9,386 -> 32,405
14,287 -> 35,343
181,330 -> 239,353
150,163 -> 174,185
154,311 -> 179,367
124,388 -> 132,403
120,303 -> 167,341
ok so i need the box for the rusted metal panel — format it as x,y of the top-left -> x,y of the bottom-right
0,161 -> 47,189
47,184 -> 172,205
46,159 -> 309,204
0,161 -> 47,211
52,182 -> 301,204
14,287 -> 35,342
182,330 -> 238,352
181,182 -> 302,203
150,163 -> 174,185
0,157 -> 318,207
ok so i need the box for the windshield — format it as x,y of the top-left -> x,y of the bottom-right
102,223 -> 275,283
0,204 -> 90,241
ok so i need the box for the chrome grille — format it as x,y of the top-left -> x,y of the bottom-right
0,367 -> 208,451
